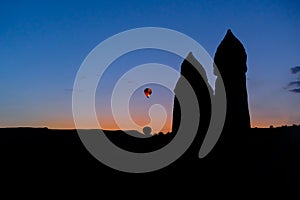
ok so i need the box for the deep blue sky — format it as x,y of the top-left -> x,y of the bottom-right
1,0 -> 299,129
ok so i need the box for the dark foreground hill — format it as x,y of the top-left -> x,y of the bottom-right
0,126 -> 299,196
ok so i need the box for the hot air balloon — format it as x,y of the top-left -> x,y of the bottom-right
144,88 -> 152,98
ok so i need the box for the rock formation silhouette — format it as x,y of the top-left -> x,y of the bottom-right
172,52 -> 212,154
172,29 -> 251,155
214,29 -> 251,131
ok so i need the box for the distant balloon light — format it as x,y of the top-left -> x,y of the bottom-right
144,88 -> 152,98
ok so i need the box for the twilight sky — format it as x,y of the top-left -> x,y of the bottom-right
1,0 -> 300,131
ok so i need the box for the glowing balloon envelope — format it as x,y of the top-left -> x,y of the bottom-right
144,88 -> 152,98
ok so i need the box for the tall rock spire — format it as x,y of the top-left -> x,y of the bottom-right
172,52 -> 212,152
214,29 -> 251,130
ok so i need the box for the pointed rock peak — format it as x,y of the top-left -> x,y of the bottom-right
181,51 -> 209,82
225,29 -> 237,40
222,29 -> 242,47
185,52 -> 200,64
226,29 -> 232,35
224,29 -> 238,41
214,29 -> 247,74
183,52 -> 197,64
183,52 -> 199,66
186,51 -> 194,59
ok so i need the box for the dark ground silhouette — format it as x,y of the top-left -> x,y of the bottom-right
1,30 -> 299,196
104,129 -> 175,153
0,126 -> 299,196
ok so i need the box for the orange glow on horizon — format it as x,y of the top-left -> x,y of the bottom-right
42,115 -> 173,134
34,118 -> 294,131
251,116 -> 297,128
10,113 -> 296,133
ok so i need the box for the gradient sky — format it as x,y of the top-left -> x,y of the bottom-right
1,0 -> 300,132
